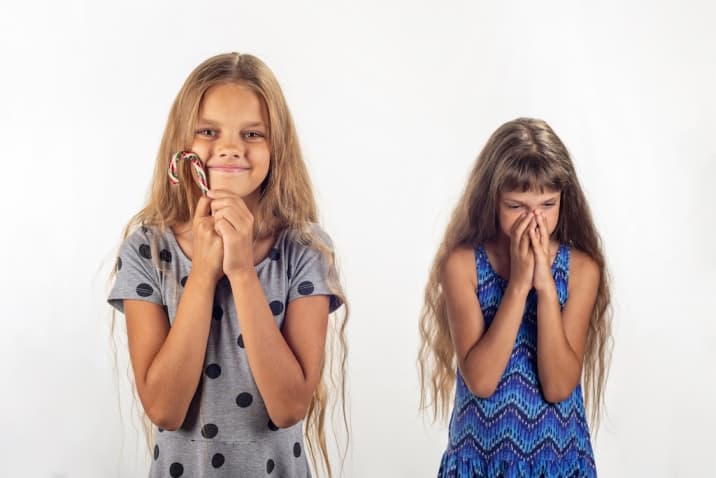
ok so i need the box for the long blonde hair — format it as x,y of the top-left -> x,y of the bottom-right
418,117 -> 612,430
113,53 -> 349,477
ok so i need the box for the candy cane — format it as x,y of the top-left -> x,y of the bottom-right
168,151 -> 209,195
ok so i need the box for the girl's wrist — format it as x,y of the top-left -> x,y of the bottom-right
187,269 -> 221,290
227,267 -> 258,287
505,281 -> 531,299
534,279 -> 557,297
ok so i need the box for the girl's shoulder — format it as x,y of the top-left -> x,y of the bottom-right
117,224 -> 182,265
443,244 -> 478,286
566,246 -> 599,284
281,222 -> 335,252
121,224 -> 174,248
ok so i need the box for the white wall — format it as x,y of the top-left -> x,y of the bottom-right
1,1 -> 714,476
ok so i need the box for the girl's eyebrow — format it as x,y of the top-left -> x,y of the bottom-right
502,194 -> 560,204
241,121 -> 267,129
196,119 -> 266,129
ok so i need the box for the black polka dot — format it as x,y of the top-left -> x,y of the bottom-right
169,463 -> 184,477
293,442 -> 301,458
136,283 -> 154,297
297,281 -> 315,295
211,453 -> 225,468
236,392 -> 253,408
212,305 -> 223,321
180,276 -> 188,287
205,363 -> 221,379
139,244 -> 152,259
116,257 -> 122,271
158,427 -> 164,433
237,334 -> 245,348
269,300 -> 284,316
153,444 -> 159,460
268,249 -> 280,260
268,419 -> 279,431
160,249 -> 172,263
287,264 -> 292,279
329,296 -> 341,311
266,459 -> 275,474
201,423 -> 218,439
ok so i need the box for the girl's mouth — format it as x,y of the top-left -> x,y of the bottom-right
209,166 -> 249,173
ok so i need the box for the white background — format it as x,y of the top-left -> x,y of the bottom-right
1,1 -> 714,477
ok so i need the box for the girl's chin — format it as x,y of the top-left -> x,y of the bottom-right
208,178 -> 254,196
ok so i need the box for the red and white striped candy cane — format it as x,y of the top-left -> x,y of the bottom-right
168,151 -> 209,195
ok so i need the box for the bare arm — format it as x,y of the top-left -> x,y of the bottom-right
229,272 -> 329,428
211,189 -> 329,428
530,213 -> 598,402
446,211 -> 536,398
124,274 -> 215,430
444,247 -> 530,398
125,197 -> 224,429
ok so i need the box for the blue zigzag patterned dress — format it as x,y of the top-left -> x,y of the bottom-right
438,244 -> 596,478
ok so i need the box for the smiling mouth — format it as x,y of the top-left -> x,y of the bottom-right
208,166 -> 249,173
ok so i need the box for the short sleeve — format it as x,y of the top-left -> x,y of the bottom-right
287,228 -> 343,313
108,228 -> 164,313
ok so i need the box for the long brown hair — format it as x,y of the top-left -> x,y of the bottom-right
418,117 -> 612,430
113,53 -> 349,477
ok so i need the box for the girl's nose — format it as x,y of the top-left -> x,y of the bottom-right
217,139 -> 244,159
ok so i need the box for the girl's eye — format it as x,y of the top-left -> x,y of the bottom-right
196,129 -> 217,137
543,203 -> 556,208
507,204 -> 522,209
243,131 -> 265,141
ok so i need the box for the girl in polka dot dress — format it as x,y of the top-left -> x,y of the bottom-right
418,118 -> 612,477
109,53 -> 348,478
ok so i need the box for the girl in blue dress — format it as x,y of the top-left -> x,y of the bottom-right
419,118 -> 612,477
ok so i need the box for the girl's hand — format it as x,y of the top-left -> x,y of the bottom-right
528,211 -> 554,292
509,212 -> 535,293
207,189 -> 255,278
191,195 -> 225,283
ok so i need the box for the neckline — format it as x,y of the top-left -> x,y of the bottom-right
165,226 -> 285,271
480,243 -> 565,283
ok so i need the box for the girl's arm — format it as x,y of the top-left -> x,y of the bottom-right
530,213 -> 598,402
228,273 -> 329,428
125,197 -> 224,430
445,213 -> 535,398
210,189 -> 329,428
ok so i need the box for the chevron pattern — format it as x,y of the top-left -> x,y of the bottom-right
438,245 -> 596,478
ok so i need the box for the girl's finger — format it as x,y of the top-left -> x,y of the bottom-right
537,213 -> 549,249
213,209 -> 243,232
512,212 -> 533,244
214,217 -> 235,238
528,222 -> 540,248
519,217 -> 534,255
210,199 -> 252,221
193,196 -> 212,225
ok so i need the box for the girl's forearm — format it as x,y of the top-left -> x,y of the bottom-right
141,273 -> 215,429
462,284 -> 529,398
228,270 -> 317,428
535,285 -> 581,402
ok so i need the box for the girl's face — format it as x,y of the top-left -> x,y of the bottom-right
191,82 -> 270,206
497,187 -> 561,241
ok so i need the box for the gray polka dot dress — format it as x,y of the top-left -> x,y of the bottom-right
108,224 -> 341,477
